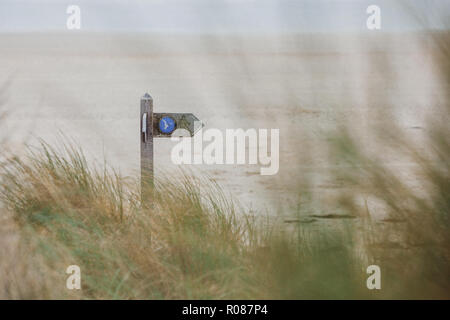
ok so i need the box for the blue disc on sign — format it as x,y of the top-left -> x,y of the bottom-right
159,116 -> 176,134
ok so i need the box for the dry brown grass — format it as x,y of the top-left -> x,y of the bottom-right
0,126 -> 448,299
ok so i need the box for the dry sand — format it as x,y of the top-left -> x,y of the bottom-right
0,32 -> 446,215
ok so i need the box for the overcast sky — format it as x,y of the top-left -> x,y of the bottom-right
0,0 -> 448,33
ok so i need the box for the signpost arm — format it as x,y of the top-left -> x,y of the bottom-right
140,93 -> 153,204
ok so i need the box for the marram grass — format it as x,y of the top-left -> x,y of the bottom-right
0,138 -> 448,299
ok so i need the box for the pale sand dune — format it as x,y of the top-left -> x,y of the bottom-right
0,33 -> 445,214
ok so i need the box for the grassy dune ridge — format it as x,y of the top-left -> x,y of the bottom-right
0,141 -> 364,299
0,125 -> 448,299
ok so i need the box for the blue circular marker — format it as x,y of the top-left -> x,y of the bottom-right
159,116 -> 176,134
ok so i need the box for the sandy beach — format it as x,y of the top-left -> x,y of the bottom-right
0,32 -> 445,215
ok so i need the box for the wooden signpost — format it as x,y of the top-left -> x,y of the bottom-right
140,93 -> 202,203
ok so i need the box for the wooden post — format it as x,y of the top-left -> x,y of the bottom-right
139,92 -> 202,205
140,93 -> 153,204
